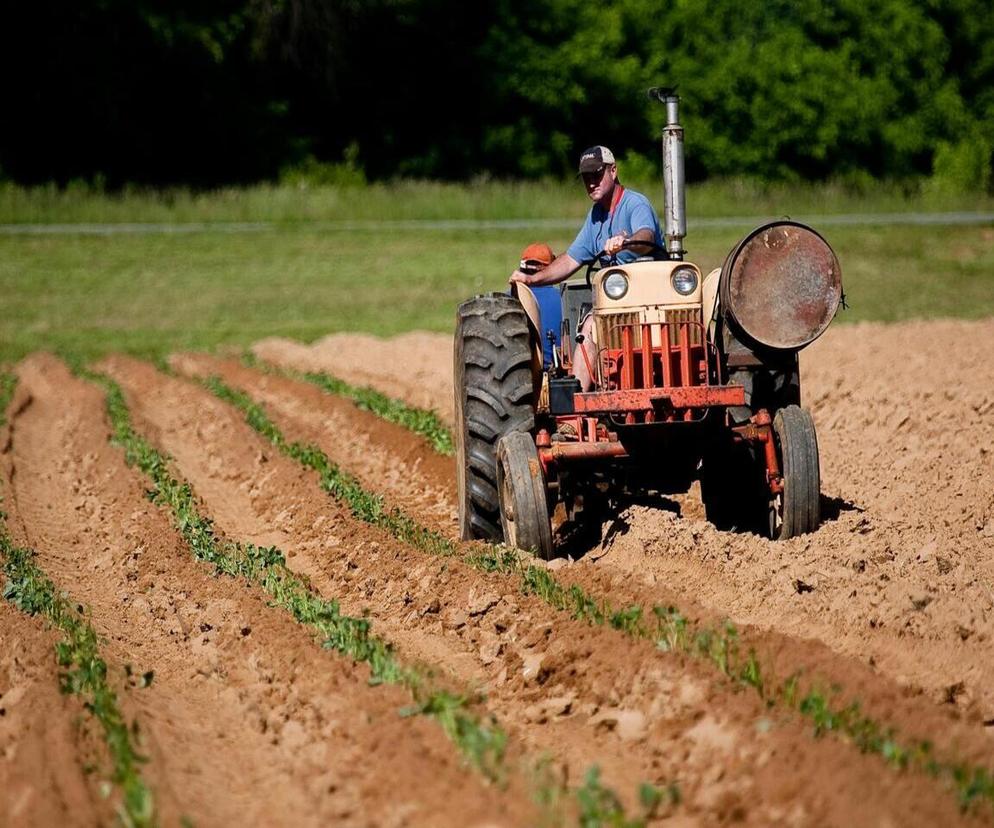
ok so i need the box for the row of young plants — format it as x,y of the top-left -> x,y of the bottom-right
213,366 -> 994,814
244,352 -> 454,455
89,368 -> 664,826
0,373 -> 156,828
88,370 -> 506,775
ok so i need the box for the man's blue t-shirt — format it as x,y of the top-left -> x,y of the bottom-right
566,187 -> 664,265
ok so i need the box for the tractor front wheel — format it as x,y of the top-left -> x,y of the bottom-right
496,432 -> 554,559
769,405 -> 821,539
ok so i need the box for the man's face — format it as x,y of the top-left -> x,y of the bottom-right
581,164 -> 617,202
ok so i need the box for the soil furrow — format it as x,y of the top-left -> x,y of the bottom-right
1,379 -> 116,827
254,333 -> 455,425
4,353 -> 524,828
184,353 -> 455,537
253,322 -> 994,723
179,350 -> 994,777
0,602 -> 110,827
156,355 -> 987,823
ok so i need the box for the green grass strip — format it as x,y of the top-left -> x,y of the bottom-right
83,370 -> 507,781
244,352 -> 454,455
0,373 -> 15,413
0,373 -> 155,828
205,373 -> 994,815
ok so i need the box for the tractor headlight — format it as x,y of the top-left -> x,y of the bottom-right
603,270 -> 629,300
671,266 -> 699,296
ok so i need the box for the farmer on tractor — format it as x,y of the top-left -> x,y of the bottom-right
509,146 -> 665,389
456,91 -> 842,559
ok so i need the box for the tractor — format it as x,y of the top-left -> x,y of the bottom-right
454,91 -> 842,558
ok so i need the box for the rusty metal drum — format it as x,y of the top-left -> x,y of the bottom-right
719,221 -> 842,350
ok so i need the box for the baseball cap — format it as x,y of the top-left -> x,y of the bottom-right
577,145 -> 616,175
519,242 -> 555,273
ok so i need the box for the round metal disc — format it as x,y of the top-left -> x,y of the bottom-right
720,222 -> 842,350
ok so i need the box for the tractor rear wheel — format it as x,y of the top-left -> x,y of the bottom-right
769,405 -> 821,539
454,293 -> 536,542
496,431 -> 554,558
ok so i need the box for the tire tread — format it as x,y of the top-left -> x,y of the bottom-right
774,405 -> 821,538
454,293 -> 536,541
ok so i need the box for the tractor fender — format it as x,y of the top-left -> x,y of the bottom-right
702,267 -> 722,343
510,283 -> 545,394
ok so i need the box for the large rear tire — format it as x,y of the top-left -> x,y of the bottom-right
496,432 -> 554,558
769,405 -> 821,539
454,293 -> 536,542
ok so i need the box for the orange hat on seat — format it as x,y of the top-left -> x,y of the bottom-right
519,242 -> 555,273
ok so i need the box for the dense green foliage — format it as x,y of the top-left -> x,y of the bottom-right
2,1 -> 991,188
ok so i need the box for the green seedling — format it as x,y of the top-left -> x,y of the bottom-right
574,766 -> 675,828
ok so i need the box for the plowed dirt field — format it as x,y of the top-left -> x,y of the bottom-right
3,317 -> 993,826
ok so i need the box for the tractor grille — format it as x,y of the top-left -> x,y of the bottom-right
597,308 -> 702,349
595,305 -> 711,400
597,312 -> 642,349
663,309 -> 703,346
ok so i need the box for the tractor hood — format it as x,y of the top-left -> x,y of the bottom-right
592,260 -> 703,311
719,221 -> 842,351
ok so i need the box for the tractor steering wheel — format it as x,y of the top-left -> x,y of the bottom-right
583,239 -> 668,287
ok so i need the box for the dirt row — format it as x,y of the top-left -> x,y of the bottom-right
254,332 -> 456,425
165,351 -> 986,824
0,602 -> 110,826
1,355 -> 528,828
1,390 -> 110,826
255,320 -> 994,726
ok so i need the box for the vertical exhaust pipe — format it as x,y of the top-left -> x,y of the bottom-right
649,88 -> 686,260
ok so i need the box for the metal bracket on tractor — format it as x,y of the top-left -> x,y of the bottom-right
454,91 -> 842,559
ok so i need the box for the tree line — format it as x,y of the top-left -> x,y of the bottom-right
2,0 -> 992,190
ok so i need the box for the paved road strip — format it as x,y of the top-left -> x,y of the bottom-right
0,221 -> 270,235
2,211 -> 993,235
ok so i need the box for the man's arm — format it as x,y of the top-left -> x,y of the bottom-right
509,252 -> 582,287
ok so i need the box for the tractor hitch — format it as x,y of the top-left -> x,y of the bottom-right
731,410 -> 784,495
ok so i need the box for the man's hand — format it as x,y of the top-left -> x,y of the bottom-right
604,230 -> 629,256
509,252 -> 580,287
